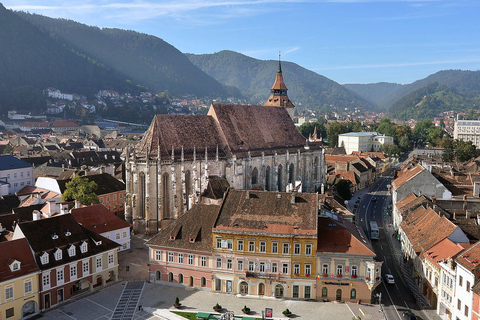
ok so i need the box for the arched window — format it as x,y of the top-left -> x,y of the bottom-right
265,166 -> 271,191
139,172 -> 146,218
289,163 -> 295,184
322,287 -> 328,298
185,170 -> 191,210
168,272 -> 174,282
277,164 -> 283,191
162,172 -> 170,219
178,273 -> 184,284
185,170 -> 192,209
156,270 -> 161,281
350,289 -> 356,300
251,167 -> 258,186
201,277 -> 207,287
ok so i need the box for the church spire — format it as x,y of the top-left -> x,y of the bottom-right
264,54 -> 295,119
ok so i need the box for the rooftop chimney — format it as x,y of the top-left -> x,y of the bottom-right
75,199 -> 81,209
60,202 -> 69,215
32,210 -> 41,221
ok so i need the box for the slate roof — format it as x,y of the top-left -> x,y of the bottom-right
317,214 -> 375,256
0,204 -> 43,231
0,155 -> 32,170
70,204 -> 130,234
18,214 -> 119,270
214,189 -> 318,235
0,194 -> 21,214
146,202 -> 221,252
0,238 -> 39,282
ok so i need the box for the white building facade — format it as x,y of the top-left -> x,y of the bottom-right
454,119 -> 480,148
338,132 -> 393,155
0,155 -> 34,195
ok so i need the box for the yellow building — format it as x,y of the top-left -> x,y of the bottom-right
0,239 -> 40,320
211,189 -> 318,299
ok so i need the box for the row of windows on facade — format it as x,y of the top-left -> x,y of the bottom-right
105,230 -> 128,241
5,171 -> 31,179
215,258 -> 311,275
12,181 -> 31,188
442,272 -> 472,292
100,193 -> 123,203
215,238 -> 313,255
40,242 -> 89,265
42,253 -> 114,289
0,279 -> 33,304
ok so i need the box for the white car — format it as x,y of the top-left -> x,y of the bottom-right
384,274 -> 395,284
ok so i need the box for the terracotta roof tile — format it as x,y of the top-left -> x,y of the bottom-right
0,238 -> 39,282
214,189 -> 318,235
392,164 -> 424,189
423,238 -> 464,269
70,204 -> 130,234
456,241 -> 480,271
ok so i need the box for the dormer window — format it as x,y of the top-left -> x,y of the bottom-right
9,260 -> 21,272
40,252 -> 49,265
51,233 -> 59,240
80,241 -> 88,253
68,245 -> 76,257
54,248 -> 62,261
65,230 -> 71,237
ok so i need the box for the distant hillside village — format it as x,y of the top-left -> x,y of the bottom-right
3,60 -> 480,320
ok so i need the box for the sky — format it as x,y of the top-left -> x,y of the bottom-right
3,0 -> 480,85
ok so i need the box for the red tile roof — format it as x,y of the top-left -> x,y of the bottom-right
317,215 -> 375,256
392,164 -> 424,190
0,238 -> 39,282
423,238 -> 464,269
214,189 -> 318,235
456,241 -> 480,271
70,204 -> 130,234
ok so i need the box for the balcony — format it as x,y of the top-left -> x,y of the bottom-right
245,271 -> 280,280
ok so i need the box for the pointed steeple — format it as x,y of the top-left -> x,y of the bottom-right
264,53 -> 295,119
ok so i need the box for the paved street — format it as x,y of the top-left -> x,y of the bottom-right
351,175 -> 440,320
41,280 -> 385,320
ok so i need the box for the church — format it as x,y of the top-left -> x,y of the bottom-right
125,60 -> 326,234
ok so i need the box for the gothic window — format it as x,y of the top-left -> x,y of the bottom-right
251,167 -> 258,186
265,166 -> 271,191
139,172 -> 146,218
162,172 -> 171,219
277,164 -> 283,191
314,157 -> 319,180
289,163 -> 295,184
185,170 -> 191,209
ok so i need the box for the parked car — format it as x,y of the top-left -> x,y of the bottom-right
403,311 -> 417,319
384,274 -> 395,284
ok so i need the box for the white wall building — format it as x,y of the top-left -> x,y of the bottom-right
0,155 -> 34,195
454,118 -> 480,148
338,132 -> 393,154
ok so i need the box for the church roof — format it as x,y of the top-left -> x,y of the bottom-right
137,104 -> 307,158
136,114 -> 228,159
209,104 -> 305,152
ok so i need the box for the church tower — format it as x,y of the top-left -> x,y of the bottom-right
264,55 -> 295,119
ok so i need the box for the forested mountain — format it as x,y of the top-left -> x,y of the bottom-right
0,4 -> 139,112
343,82 -> 403,109
15,11 -> 234,98
186,50 -> 373,113
345,70 -> 480,117
389,82 -> 480,120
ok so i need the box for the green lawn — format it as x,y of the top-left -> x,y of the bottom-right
172,311 -> 262,320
